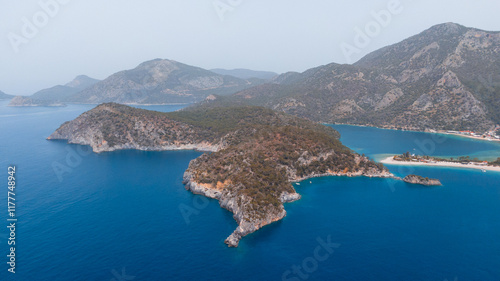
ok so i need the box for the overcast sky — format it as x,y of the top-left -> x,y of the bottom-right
2,0 -> 500,95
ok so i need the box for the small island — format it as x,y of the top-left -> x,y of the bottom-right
403,175 -> 442,186
48,103 -> 437,247
8,96 -> 66,107
382,152 -> 500,172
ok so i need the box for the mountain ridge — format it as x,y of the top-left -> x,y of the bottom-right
0,90 -> 13,100
67,59 -> 265,104
210,68 -> 278,80
205,23 -> 500,132
33,75 -> 100,101
10,22 -> 499,132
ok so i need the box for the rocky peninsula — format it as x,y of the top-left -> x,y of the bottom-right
49,103 -> 417,247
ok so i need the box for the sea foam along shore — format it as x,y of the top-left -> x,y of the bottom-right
381,157 -> 500,172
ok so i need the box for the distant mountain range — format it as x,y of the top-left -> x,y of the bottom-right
9,23 -> 500,131
204,23 -> 500,132
210,68 -> 278,80
10,61 -> 271,106
31,75 -> 100,101
67,59 -> 267,104
8,96 -> 66,107
8,75 -> 100,107
0,91 -> 13,100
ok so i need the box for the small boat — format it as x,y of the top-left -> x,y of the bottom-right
296,183 -> 301,185
482,169 -> 486,173
309,181 -> 312,183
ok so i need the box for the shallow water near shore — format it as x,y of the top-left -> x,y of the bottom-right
1,101 -> 499,280
330,124 -> 500,162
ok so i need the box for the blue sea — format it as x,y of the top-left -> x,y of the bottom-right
1,100 -> 499,281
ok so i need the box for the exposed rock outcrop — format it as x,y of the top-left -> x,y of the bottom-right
48,103 -> 223,153
403,175 -> 442,186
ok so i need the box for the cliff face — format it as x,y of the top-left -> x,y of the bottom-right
49,103 -> 393,247
179,115 -> 392,246
213,23 -> 500,132
48,103 -> 222,153
183,171 -> 297,247
183,149 -> 391,247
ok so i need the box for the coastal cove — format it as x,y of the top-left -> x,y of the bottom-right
330,123 -> 500,143
329,124 -> 500,162
1,101 -> 500,280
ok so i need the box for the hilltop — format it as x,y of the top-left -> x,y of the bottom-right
67,59 -> 265,104
15,22 -> 500,130
7,75 -> 99,107
31,75 -> 100,102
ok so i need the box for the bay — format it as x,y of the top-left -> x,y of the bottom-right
1,101 -> 499,280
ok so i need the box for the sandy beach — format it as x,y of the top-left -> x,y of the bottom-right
439,132 -> 500,143
381,157 -> 500,172
332,124 -> 500,143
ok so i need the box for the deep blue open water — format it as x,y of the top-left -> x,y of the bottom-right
1,100 -> 499,280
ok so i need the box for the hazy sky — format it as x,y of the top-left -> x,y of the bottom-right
2,0 -> 500,95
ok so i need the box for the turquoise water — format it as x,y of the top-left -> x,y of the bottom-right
1,100 -> 499,280
330,124 -> 500,162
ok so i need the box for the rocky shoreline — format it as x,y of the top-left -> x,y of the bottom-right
182,167 -> 396,247
403,175 -> 442,186
47,103 -> 442,248
48,132 -> 221,153
291,169 -> 394,183
183,171 -> 301,247
69,141 -> 220,153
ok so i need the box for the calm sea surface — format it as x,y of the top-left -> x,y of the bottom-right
1,100 -> 499,280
